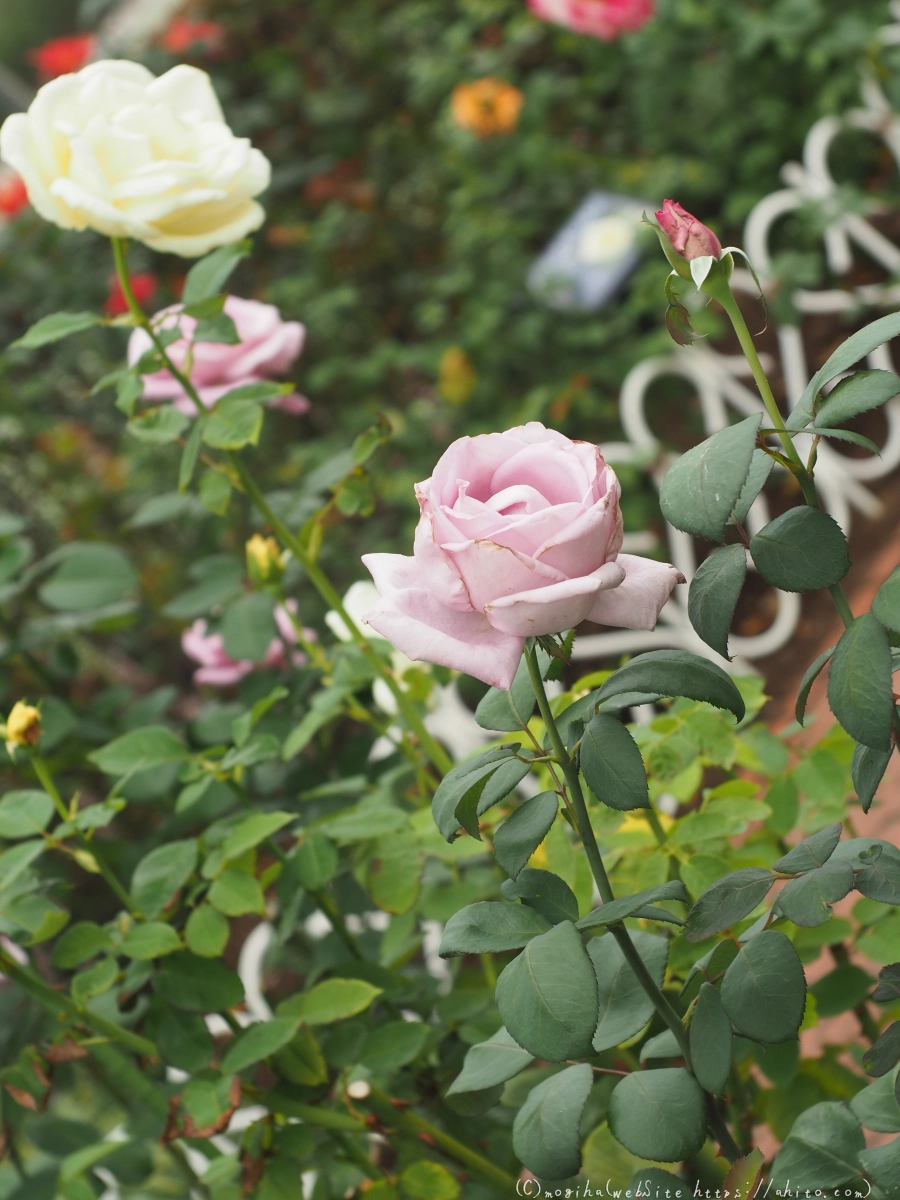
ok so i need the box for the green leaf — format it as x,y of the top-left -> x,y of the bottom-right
690,983 -> 733,1095
501,867 -> 578,925
90,725 -> 189,775
640,1030 -> 681,1061
730,449 -> 774,525
179,419 -> 204,492
208,868 -> 266,916
432,746 -> 530,842
162,553 -> 242,619
812,964 -> 876,1018
828,614 -> 894,752
185,905 -> 229,958
513,1063 -> 593,1181
439,901 -> 551,957
52,921 -> 113,969
608,1069 -> 706,1162
493,792 -> 558,879
776,862 -> 854,927
683,867 -> 774,942
580,713 -> 649,811
475,657 -> 536,731
220,1017 -> 301,1075
874,964 -> 900,1004
282,687 -> 350,760
769,1101 -> 865,1189
319,805 -> 407,841
863,1022 -> 900,1078
401,1162 -> 460,1200
198,469 -> 232,515
129,491 -> 197,528
127,405 -> 191,444
221,812 -> 293,861
687,545 -> 747,659
815,369 -> 900,427
590,930 -> 668,1052
577,881 -> 689,931
222,592 -> 277,662
294,832 -> 338,889
367,830 -> 422,915
854,843 -> 900,905
596,650 -> 745,723
850,1068 -> 900,1132
157,1008 -> 214,1073
447,1027 -> 534,1095
11,311 -> 102,350
873,566 -> 900,633
194,312 -> 239,345
774,822 -> 843,874
280,977 -> 382,1026
360,1020 -> 429,1074
853,743 -> 892,815
153,952 -> 244,1012
39,543 -> 137,613
130,839 -> 198,918
788,311 -> 900,428
60,1141 -> 123,1184
181,241 -> 251,305
859,1133 -> 900,1194
272,1027 -> 328,1087
720,930 -> 806,1043
0,790 -> 54,839
660,415 -> 760,542
749,508 -> 850,592
71,956 -> 118,1006
795,644 -> 835,726
121,921 -> 182,960
495,921 -> 598,1061
0,840 -> 44,890
203,396 -> 264,450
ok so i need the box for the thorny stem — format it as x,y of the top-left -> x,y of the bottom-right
32,754 -> 136,915
111,237 -> 451,781
524,645 -> 742,1165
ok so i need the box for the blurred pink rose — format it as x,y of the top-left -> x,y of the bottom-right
361,422 -> 683,689
129,296 -> 309,415
655,199 -> 722,262
182,602 -> 309,687
528,0 -> 654,41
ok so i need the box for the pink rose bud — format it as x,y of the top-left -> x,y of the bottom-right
128,296 -> 309,416
655,199 -> 722,262
182,601 -> 310,688
360,422 -> 684,691
528,0 -> 654,41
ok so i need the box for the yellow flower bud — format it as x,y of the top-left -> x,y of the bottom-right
5,701 -> 41,754
246,534 -> 283,586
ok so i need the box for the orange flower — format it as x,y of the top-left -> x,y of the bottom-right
451,78 -> 524,137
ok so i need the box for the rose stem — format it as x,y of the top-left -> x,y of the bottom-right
524,644 -> 741,1164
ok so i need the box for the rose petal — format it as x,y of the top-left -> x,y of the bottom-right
587,553 -> 684,630
533,489 -> 622,577
361,553 -> 523,689
484,561 -> 625,637
442,538 -> 566,613
413,513 -> 474,612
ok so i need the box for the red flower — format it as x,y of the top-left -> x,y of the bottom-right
29,34 -> 96,81
105,274 -> 159,318
0,174 -> 28,217
655,199 -> 722,262
162,17 -> 225,55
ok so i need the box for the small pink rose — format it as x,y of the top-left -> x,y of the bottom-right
361,422 -> 683,689
128,295 -> 309,416
655,199 -> 722,262
182,601 -> 311,688
528,0 -> 654,41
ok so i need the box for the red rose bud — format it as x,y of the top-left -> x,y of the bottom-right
162,18 -> 225,56
0,173 -> 28,217
105,273 -> 159,317
655,199 -> 722,263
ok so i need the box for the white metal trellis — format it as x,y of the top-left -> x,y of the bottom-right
574,70 -> 900,672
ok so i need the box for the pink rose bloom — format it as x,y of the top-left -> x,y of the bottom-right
182,602 -> 309,687
528,0 -> 654,41
128,296 -> 309,416
361,423 -> 683,690
655,199 -> 722,262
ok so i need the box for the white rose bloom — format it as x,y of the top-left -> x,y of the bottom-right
0,60 -> 270,257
